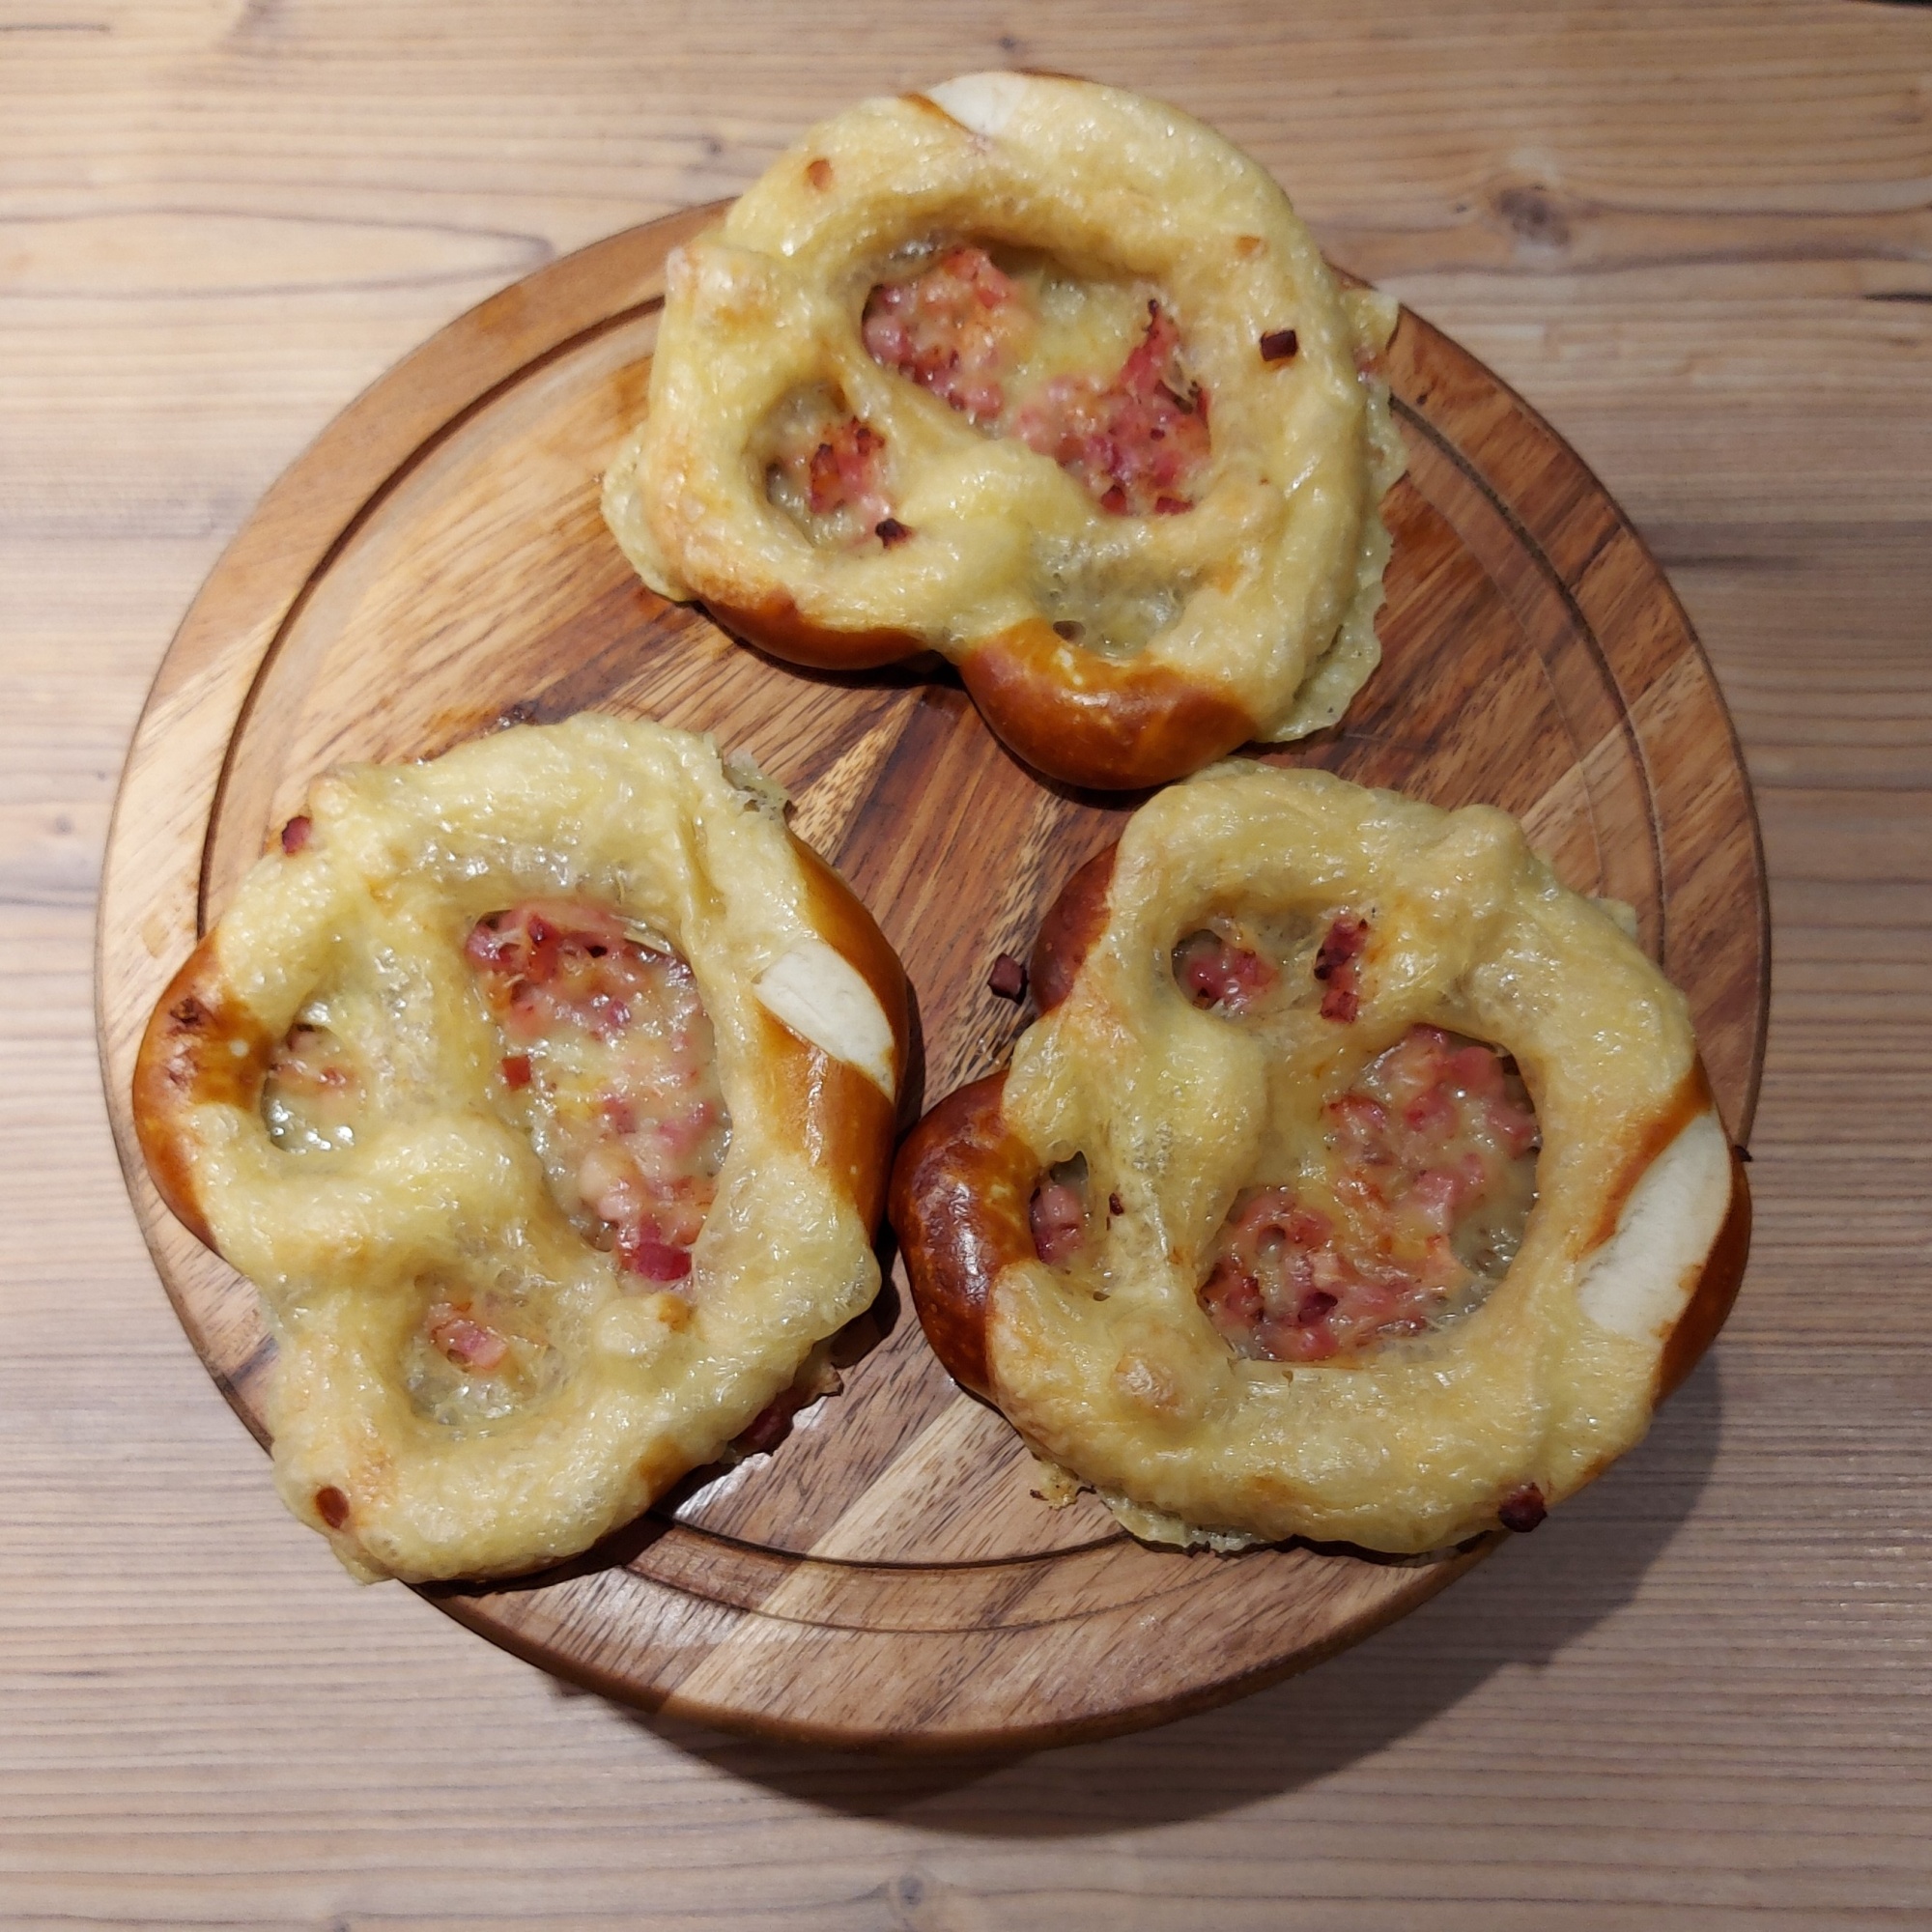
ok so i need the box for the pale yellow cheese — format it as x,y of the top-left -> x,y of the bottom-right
985,763 -> 1733,1553
604,73 -> 1404,741
169,718 -> 893,1583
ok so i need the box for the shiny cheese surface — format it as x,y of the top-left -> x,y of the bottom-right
149,718 -> 895,1583
988,763 -> 1733,1553
604,71 -> 1405,743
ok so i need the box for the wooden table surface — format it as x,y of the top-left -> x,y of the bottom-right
5,2 -> 1928,1924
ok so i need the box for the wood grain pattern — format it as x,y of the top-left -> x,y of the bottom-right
95,204 -> 1766,1747
11,0 -> 1932,1919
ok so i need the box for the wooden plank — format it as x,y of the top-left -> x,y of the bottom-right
6,0 -> 1928,1919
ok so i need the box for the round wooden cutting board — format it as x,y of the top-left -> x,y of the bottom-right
98,208 -> 1768,1753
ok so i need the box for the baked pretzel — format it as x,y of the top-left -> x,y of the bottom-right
892,764 -> 1749,1553
604,72 -> 1404,790
134,718 -> 908,1583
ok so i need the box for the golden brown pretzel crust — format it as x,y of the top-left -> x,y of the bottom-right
1029,843 -> 1118,1014
602,73 -> 1406,790
889,763 -> 1751,1553
782,833 -> 915,1230
133,941 -> 272,1250
959,622 -> 1259,793
130,718 -> 911,1584
889,1072 -> 1037,1399
705,593 -> 927,674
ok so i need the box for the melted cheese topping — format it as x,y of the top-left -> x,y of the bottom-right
604,73 -> 1405,739
1197,1026 -> 1539,1364
156,718 -> 897,1583
983,762 -> 1731,1553
263,1017 -> 361,1153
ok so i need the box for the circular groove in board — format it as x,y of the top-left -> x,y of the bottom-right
97,207 -> 1769,1751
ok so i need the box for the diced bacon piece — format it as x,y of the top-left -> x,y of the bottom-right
987,952 -> 1027,1000
1296,1288 -> 1340,1326
426,1303 -> 509,1373
1328,1092 -> 1391,1156
1320,980 -> 1360,1026
863,245 -> 1031,425
1488,1092 -> 1541,1158
1175,928 -> 1277,1013
1254,1281 -> 1348,1364
765,408 -> 897,548
1406,1166 -> 1465,1236
1201,1024 -> 1539,1364
1225,1185 -> 1332,1257
1029,1179 -> 1088,1265
467,896 -> 729,1287
465,899 -> 631,1031
1498,1484 -> 1548,1532
807,419 -> 887,517
1404,1085 -> 1458,1138
1200,1261 -> 1264,1333
280,814 -> 311,854
1373,1024 -> 1449,1111
618,1231 -> 694,1283
1446,1040 -> 1505,1100
1314,913 -> 1370,1023
1014,302 -> 1212,516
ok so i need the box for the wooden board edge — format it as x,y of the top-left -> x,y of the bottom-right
432,1536 -> 1495,1756
1383,301 -> 1771,1138
89,209 -> 1774,1750
95,213 -> 717,1135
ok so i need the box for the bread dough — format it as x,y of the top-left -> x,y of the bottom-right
605,74 -> 1405,788
892,762 -> 1746,1553
134,717 -> 907,1583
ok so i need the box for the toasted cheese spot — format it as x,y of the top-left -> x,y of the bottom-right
1113,1347 -> 1182,1415
755,938 -> 896,1097
1577,1108 -> 1732,1343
